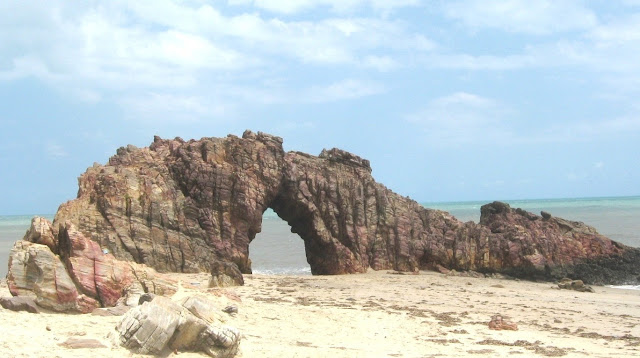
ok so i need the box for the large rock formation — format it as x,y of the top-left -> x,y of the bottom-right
16,130 -> 640,285
7,218 -> 179,312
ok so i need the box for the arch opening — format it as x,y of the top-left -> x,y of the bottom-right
248,208 -> 311,275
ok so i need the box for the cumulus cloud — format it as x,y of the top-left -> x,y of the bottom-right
407,92 -> 514,145
0,1 -> 434,122
0,56 -> 62,81
442,0 -> 598,35
409,91 -> 640,147
119,93 -> 232,122
362,55 -> 399,71
306,79 -> 385,102
228,0 -> 421,15
46,142 -> 68,158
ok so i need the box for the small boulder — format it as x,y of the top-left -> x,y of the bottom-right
209,260 -> 244,288
223,306 -> 238,315
138,293 -> 156,305
488,314 -> 518,331
0,296 -> 40,313
435,264 -> 450,274
557,278 -> 594,292
115,296 -> 241,357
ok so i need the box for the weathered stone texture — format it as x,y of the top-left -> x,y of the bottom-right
54,132 -> 285,276
7,240 -> 97,312
13,130 -> 640,285
115,296 -> 240,357
209,259 -> 244,287
0,296 -> 40,313
7,217 -> 178,312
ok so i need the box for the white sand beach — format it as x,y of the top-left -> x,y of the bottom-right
1,271 -> 639,357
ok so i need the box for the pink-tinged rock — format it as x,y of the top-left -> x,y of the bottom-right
58,221 -> 135,307
44,131 -> 640,285
0,296 -> 40,313
488,314 -> 518,331
23,216 -> 58,253
6,241 -> 99,313
8,217 -> 180,312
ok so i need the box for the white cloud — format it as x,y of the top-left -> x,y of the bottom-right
515,116 -> 640,144
571,116 -> 640,137
229,0 -> 421,15
362,55 -> 398,71
0,1 -> 432,121
119,2 -> 432,65
589,14 -> 640,44
442,0 -> 598,35
407,92 -> 514,145
275,120 -> 316,132
408,92 -> 640,147
0,56 -> 63,81
119,93 -> 232,122
421,11 -> 640,95
306,79 -> 385,103
422,53 -> 535,71
46,143 -> 68,158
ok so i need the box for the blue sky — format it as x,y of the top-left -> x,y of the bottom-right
1,0 -> 639,215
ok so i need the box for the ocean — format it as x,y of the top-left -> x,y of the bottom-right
2,196 -> 639,285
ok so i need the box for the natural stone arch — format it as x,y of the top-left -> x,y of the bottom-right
268,149 -> 381,275
49,130 -> 640,284
246,209 -> 309,275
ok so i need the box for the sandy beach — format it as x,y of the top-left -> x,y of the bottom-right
1,271 -> 639,357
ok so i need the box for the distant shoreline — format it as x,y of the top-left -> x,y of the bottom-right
2,194 -> 640,218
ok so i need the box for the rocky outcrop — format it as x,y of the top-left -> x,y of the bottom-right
23,216 -> 57,252
7,217 -> 179,312
115,295 -> 240,357
478,202 -> 640,284
7,240 -> 98,312
18,130 -> 639,285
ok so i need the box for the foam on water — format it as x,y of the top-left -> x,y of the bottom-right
608,285 -> 640,290
252,267 -> 312,276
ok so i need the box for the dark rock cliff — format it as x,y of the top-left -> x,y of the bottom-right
37,130 -> 640,285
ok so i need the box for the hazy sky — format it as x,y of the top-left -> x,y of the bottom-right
1,1 -> 639,214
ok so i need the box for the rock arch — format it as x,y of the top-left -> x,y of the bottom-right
49,130 -> 640,284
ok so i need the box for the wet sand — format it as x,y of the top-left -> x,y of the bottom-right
1,270 -> 639,357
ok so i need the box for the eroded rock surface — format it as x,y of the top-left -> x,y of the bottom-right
557,278 -> 595,293
209,259 -> 244,288
0,296 -> 40,313
7,240 -> 98,312
115,296 -> 240,357
488,314 -> 518,331
7,218 -> 178,312
15,130 -> 640,285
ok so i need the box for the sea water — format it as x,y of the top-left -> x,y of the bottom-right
1,196 -> 639,280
